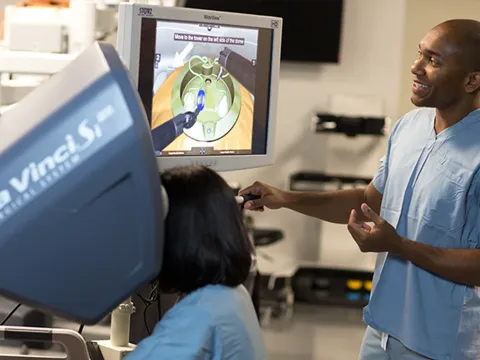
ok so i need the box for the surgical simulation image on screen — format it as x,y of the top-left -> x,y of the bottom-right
139,18 -> 273,157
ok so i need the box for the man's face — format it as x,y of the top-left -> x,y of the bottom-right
410,27 -> 469,109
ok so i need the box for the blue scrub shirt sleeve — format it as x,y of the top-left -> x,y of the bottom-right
125,305 -> 214,360
372,116 -> 405,195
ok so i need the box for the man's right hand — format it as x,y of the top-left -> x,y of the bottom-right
238,181 -> 288,212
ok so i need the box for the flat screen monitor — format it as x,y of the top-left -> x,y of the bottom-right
117,3 -> 282,172
184,0 -> 344,64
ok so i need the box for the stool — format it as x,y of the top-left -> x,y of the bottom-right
253,229 -> 297,327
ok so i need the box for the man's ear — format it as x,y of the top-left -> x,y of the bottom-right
465,72 -> 480,93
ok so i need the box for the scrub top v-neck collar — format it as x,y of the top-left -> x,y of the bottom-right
430,108 -> 480,141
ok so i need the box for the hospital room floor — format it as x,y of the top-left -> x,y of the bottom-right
262,303 -> 366,360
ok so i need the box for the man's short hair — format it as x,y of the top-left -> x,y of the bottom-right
158,166 -> 253,294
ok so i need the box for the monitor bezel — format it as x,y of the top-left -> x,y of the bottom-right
117,2 -> 282,172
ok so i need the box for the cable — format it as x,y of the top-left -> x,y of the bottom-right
1,303 -> 22,325
143,305 -> 151,335
136,282 -> 160,335
78,324 -> 84,334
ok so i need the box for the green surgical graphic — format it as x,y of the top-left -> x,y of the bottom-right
171,56 -> 242,142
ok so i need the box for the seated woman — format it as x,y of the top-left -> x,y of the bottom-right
126,166 -> 267,360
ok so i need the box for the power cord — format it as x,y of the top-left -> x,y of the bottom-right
136,282 -> 159,335
142,306 -> 150,335
78,324 -> 84,334
0,303 -> 22,325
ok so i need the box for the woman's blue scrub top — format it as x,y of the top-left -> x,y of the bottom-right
125,284 -> 267,360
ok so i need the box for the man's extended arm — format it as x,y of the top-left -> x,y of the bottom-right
391,238 -> 480,287
283,182 -> 382,224
240,181 -> 383,225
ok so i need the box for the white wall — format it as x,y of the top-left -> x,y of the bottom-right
0,0 -> 13,8
0,0 -> 15,25
221,0 -> 407,271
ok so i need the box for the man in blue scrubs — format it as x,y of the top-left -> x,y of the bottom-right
240,19 -> 480,359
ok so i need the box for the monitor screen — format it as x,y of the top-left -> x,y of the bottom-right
117,4 -> 282,171
139,19 -> 273,157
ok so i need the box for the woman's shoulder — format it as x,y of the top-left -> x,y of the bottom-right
179,285 -> 252,313
126,285 -> 266,360
188,284 -> 251,300
162,285 -> 257,328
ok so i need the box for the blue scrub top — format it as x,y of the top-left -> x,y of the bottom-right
126,284 -> 267,360
364,108 -> 480,360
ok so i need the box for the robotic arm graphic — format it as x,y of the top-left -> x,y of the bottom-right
219,47 -> 256,95
151,89 -> 205,153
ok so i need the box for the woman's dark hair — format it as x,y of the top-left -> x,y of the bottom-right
158,166 -> 253,294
